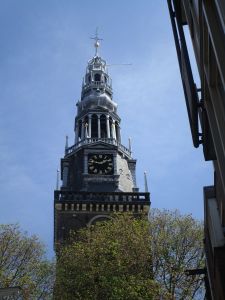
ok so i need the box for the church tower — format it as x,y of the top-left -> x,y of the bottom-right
54,37 -> 150,247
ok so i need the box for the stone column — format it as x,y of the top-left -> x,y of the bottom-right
112,120 -> 116,140
98,115 -> 101,138
88,114 -> 92,138
106,115 -> 110,138
117,125 -> 121,142
84,123 -> 88,138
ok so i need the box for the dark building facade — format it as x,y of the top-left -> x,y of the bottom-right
167,1 -> 225,299
54,41 -> 150,249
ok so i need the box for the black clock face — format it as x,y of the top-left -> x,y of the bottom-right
88,154 -> 114,175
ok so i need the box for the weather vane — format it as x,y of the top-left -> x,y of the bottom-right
91,27 -> 103,56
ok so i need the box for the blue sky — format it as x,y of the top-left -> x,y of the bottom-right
0,1 -> 212,257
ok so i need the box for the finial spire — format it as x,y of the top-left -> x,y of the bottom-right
128,137 -> 132,152
66,135 -> 68,147
56,169 -> 60,190
144,171 -> 149,193
91,27 -> 103,56
65,135 -> 69,154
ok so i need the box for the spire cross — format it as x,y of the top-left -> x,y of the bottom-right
91,28 -> 103,56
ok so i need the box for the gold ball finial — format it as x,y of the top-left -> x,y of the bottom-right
91,27 -> 103,56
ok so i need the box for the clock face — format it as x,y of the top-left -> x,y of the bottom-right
88,154 -> 114,175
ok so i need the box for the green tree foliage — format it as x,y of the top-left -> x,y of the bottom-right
55,214 -> 159,300
150,209 -> 205,299
0,224 -> 54,300
55,210 -> 205,300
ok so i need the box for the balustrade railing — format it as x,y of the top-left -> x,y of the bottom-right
54,190 -> 150,204
66,138 -> 131,157
82,80 -> 112,91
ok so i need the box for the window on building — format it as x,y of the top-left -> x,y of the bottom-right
94,73 -> 101,82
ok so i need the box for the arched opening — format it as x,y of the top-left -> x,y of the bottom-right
87,215 -> 112,226
88,75 -> 91,83
100,115 -> 107,138
91,114 -> 98,138
94,73 -> 101,82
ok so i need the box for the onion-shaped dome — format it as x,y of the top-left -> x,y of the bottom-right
77,90 -> 117,114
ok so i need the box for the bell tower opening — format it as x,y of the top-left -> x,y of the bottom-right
91,114 -> 98,138
100,115 -> 107,138
94,73 -> 101,82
